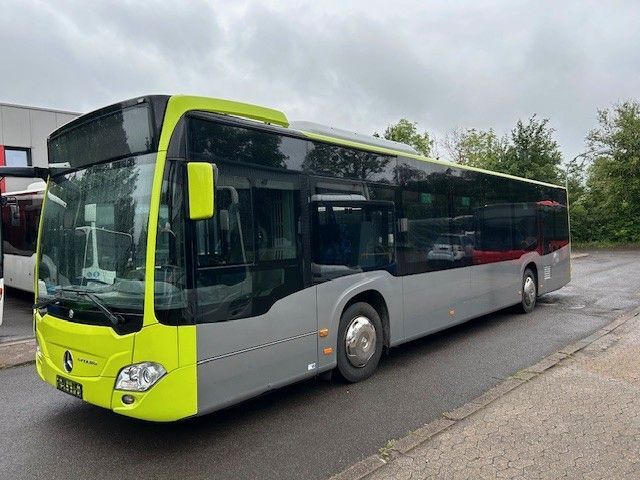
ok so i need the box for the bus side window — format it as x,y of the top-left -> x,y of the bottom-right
194,176 -> 254,268
253,187 -> 297,262
311,202 -> 394,282
251,181 -> 302,311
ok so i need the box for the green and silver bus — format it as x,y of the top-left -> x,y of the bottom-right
7,95 -> 570,421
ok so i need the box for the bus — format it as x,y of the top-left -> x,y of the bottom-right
0,197 -> 3,327
1,95 -> 570,421
1,181 -> 45,292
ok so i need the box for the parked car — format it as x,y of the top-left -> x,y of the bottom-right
427,234 -> 474,263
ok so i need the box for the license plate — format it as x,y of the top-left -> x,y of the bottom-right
56,375 -> 83,399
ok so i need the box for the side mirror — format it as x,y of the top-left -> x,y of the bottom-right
187,162 -> 216,220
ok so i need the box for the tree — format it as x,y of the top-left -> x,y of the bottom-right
375,118 -> 433,157
444,116 -> 563,185
502,116 -> 564,185
581,101 -> 640,242
443,127 -> 507,171
565,160 -> 590,242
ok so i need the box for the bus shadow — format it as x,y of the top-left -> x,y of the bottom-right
381,306 -> 522,368
41,304 -> 523,451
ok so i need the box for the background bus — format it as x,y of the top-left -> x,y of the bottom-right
1,181 -> 44,292
0,197 -> 3,327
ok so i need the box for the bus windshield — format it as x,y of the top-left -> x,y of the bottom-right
37,154 -> 155,311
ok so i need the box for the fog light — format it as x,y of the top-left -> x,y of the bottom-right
122,394 -> 135,405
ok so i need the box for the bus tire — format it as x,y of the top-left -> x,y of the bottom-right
336,302 -> 383,383
519,268 -> 537,313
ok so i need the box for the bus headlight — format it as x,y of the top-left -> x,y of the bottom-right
115,362 -> 167,392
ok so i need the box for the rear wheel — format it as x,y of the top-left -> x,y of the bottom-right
336,302 -> 383,383
519,268 -> 537,313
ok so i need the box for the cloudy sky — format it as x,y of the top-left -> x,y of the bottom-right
1,0 -> 639,162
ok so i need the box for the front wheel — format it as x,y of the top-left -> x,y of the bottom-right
336,302 -> 383,383
519,268 -> 537,313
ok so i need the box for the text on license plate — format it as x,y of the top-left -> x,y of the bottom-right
56,375 -> 83,399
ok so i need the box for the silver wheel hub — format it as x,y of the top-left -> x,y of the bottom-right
524,276 -> 536,306
345,316 -> 377,368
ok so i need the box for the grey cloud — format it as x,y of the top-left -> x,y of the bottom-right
1,0 -> 640,162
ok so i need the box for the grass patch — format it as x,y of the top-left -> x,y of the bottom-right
378,440 -> 396,462
572,241 -> 640,250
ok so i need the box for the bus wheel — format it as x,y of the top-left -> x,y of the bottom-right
336,302 -> 383,383
519,268 -> 537,313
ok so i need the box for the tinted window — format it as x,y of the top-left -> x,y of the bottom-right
312,202 -> 394,281
191,165 -> 303,323
538,185 -> 570,254
449,169 -> 482,267
513,203 -> 538,252
2,193 -> 42,256
194,176 -> 254,267
304,143 -> 396,182
396,158 -> 452,274
188,117 -> 307,170
49,104 -> 153,167
368,184 -> 396,202
254,186 -> 297,261
155,160 -> 189,324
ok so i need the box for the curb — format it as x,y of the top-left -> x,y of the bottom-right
0,338 -> 36,369
329,304 -> 640,480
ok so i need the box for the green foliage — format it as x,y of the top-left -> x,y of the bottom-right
572,240 -> 640,250
445,127 -> 507,171
377,101 -> 640,245
578,101 -> 640,243
375,118 -> 433,157
445,117 -> 564,185
503,117 -> 564,185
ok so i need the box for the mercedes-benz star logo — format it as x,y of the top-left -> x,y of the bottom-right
63,350 -> 73,373
68,309 -> 74,319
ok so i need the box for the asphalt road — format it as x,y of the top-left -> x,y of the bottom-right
1,250 -> 639,480
0,287 -> 34,343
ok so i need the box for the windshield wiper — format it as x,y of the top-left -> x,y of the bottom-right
56,287 -> 125,327
34,297 -> 61,312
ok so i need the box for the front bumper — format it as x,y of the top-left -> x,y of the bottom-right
36,347 -> 197,422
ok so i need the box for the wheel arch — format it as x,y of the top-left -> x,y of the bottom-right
524,261 -> 538,288
342,289 -> 391,349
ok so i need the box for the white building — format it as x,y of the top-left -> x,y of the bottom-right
0,103 -> 80,192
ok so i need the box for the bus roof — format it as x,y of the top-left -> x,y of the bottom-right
54,94 -> 566,191
168,95 -> 566,190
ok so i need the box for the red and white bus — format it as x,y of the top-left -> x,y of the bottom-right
1,181 -> 45,292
